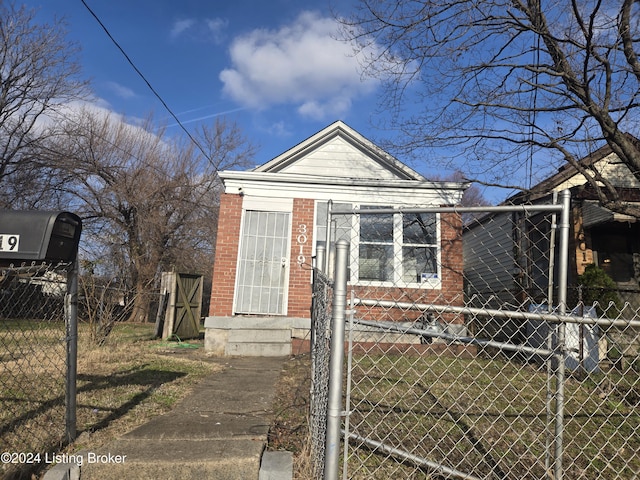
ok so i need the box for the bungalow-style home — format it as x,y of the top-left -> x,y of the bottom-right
463,141 -> 640,345
204,121 -> 468,356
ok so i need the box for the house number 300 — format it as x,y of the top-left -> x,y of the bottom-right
296,224 -> 308,265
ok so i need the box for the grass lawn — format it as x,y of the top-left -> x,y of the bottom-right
267,352 -> 639,480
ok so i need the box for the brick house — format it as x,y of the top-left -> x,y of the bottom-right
204,121 -> 467,356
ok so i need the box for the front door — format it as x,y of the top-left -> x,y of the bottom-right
235,210 -> 290,315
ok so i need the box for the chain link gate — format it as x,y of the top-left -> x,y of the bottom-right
311,191 -> 640,480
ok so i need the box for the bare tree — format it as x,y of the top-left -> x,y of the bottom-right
342,0 -> 640,217
0,2 -> 86,208
49,109 -> 255,322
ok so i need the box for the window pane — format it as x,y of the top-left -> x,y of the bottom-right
334,212 -> 352,243
360,212 -> 393,243
316,202 -> 352,245
359,244 -> 393,281
402,246 -> 437,283
403,213 -> 436,245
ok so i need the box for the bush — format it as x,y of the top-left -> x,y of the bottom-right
578,264 -> 623,317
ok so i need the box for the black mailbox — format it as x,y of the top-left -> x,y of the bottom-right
0,211 -> 82,262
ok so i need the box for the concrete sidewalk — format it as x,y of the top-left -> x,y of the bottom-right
46,356 -> 289,480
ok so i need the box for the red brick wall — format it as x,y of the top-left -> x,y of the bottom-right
208,193 -> 243,316
208,197 -> 464,324
287,198 -> 315,318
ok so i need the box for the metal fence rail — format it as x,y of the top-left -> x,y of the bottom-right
0,261 -> 77,479
311,192 -> 640,480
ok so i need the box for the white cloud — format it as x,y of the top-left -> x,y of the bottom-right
171,19 -> 196,38
104,81 -> 137,100
171,17 -> 228,44
219,11 -> 377,120
263,120 -> 291,138
298,97 -> 353,121
206,18 -> 228,43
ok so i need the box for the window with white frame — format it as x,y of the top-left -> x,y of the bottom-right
358,206 -> 394,281
400,211 -> 439,284
315,201 -> 441,287
357,207 -> 439,285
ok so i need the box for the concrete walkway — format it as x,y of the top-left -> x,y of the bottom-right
49,356 -> 288,480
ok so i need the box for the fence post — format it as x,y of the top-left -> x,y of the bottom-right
316,243 -> 326,274
324,239 -> 349,480
324,200 -> 333,275
65,259 -> 79,444
553,189 -> 571,479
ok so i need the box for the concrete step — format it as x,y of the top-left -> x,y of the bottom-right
79,438 -> 263,480
228,329 -> 291,343
259,451 -> 293,480
64,356 -> 288,480
225,328 -> 292,356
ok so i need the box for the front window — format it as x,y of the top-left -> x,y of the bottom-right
355,206 -> 441,286
315,202 -> 441,288
401,213 -> 438,283
359,207 -> 394,281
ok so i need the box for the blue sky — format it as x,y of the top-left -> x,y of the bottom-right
23,0 -> 396,167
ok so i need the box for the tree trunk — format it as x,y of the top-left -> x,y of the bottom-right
127,281 -> 152,323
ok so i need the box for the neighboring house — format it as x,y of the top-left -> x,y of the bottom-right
204,121 -> 468,356
463,142 -> 640,343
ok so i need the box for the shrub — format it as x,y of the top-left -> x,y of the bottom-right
577,264 -> 623,317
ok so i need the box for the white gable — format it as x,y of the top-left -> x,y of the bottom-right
254,121 -> 425,181
276,135 -> 401,180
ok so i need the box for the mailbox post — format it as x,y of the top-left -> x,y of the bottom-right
0,210 -> 82,443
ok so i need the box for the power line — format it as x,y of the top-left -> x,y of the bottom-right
79,0 -> 211,161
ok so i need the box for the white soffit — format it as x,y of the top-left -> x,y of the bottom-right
220,171 -> 467,205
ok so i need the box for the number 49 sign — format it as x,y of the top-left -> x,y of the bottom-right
0,234 -> 20,252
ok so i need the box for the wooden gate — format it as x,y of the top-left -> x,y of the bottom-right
159,271 -> 203,340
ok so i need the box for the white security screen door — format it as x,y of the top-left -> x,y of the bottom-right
235,210 -> 290,315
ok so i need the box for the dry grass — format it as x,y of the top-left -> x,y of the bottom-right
266,352 -> 640,480
72,325 -> 220,451
1,322 -> 218,480
266,355 -> 313,480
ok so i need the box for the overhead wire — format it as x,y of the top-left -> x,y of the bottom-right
79,0 -> 211,162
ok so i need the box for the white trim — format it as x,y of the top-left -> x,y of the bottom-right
242,195 -> 293,212
353,209 -> 442,290
316,201 -> 443,290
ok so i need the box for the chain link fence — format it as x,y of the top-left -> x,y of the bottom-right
310,268 -> 333,479
311,193 -> 640,480
0,261 -> 77,479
